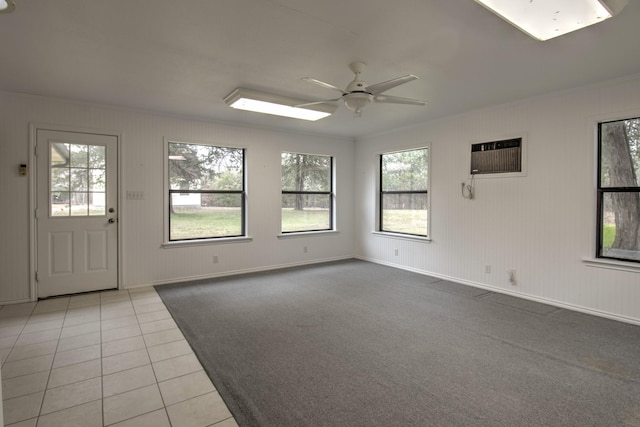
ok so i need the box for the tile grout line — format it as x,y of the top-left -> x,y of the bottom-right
2,303 -> 37,369
2,288 -> 237,427
144,294 -> 174,427
100,292 -> 106,427
37,296 -> 70,424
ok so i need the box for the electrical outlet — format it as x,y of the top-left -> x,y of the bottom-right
509,269 -> 517,285
303,246 -> 308,253
213,256 -> 219,264
485,265 -> 491,274
394,248 -> 398,256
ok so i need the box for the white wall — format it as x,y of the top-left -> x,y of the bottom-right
2,75 -> 640,324
355,75 -> 640,324
0,91 -> 355,303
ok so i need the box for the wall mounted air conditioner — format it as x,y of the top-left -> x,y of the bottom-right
470,137 -> 523,175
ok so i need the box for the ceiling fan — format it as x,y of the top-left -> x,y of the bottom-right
298,62 -> 426,117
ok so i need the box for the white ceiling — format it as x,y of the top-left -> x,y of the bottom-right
1,0 -> 639,139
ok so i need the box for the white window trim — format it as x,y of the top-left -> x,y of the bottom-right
162,236 -> 253,248
376,144 -> 431,239
278,230 -> 340,239
163,137 -> 248,245
371,230 -> 432,242
587,109 -> 640,265
582,258 -> 640,273
279,151 -> 336,235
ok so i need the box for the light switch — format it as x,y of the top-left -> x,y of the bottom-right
126,191 -> 144,200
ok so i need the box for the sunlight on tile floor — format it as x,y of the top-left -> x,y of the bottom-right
0,287 -> 239,427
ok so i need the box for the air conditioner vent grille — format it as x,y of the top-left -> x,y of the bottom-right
471,138 -> 522,175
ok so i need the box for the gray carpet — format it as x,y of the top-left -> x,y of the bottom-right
155,259 -> 640,426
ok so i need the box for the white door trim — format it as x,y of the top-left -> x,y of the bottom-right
29,123 -> 123,301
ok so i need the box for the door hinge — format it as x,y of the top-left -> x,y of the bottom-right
35,272 -> 39,282
35,209 -> 39,219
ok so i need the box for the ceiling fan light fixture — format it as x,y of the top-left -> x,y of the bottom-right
474,0 -> 613,41
0,0 -> 16,14
343,92 -> 374,114
223,88 -> 336,121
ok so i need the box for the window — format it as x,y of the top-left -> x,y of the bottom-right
281,152 -> 333,233
50,142 -> 106,217
380,148 -> 429,237
597,118 -> 640,262
168,141 -> 245,241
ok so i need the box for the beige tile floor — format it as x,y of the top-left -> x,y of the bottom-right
0,287 -> 239,427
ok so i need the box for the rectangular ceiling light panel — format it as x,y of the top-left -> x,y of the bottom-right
224,88 -> 336,121
475,0 -> 612,40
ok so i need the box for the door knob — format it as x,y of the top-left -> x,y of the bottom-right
108,218 -> 116,224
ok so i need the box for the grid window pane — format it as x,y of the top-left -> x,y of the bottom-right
89,193 -> 106,216
70,168 -> 88,191
89,145 -> 106,169
281,194 -> 331,232
51,143 -> 68,167
89,169 -> 105,191
381,149 -> 428,192
70,144 -> 88,168
599,192 -> 640,262
170,194 -> 243,240
381,193 -> 428,236
600,119 -> 640,188
51,168 -> 69,191
69,192 -> 89,215
169,143 -> 243,191
51,192 -> 69,216
281,153 -> 331,192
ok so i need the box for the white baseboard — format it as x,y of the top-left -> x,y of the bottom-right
355,256 -> 640,327
125,255 -> 353,289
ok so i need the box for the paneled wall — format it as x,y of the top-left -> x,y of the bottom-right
2,74 -> 640,324
0,92 -> 355,303
355,75 -> 640,324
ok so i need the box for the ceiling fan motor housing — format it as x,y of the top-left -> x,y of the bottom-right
344,66 -> 373,113
346,79 -> 368,92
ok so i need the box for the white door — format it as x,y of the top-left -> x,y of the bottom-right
36,129 -> 118,298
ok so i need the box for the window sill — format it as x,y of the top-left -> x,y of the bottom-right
277,230 -> 339,239
162,236 -> 253,248
582,258 -> 640,273
371,231 -> 431,243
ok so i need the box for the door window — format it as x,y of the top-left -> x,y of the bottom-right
50,142 -> 106,217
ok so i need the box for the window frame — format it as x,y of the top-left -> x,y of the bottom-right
280,152 -> 335,234
378,146 -> 430,239
164,139 -> 247,244
596,118 -> 640,263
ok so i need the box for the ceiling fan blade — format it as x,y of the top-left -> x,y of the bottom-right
367,75 -> 418,95
374,94 -> 426,106
302,77 -> 348,95
295,98 -> 341,108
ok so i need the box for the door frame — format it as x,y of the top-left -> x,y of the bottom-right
29,123 -> 123,301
